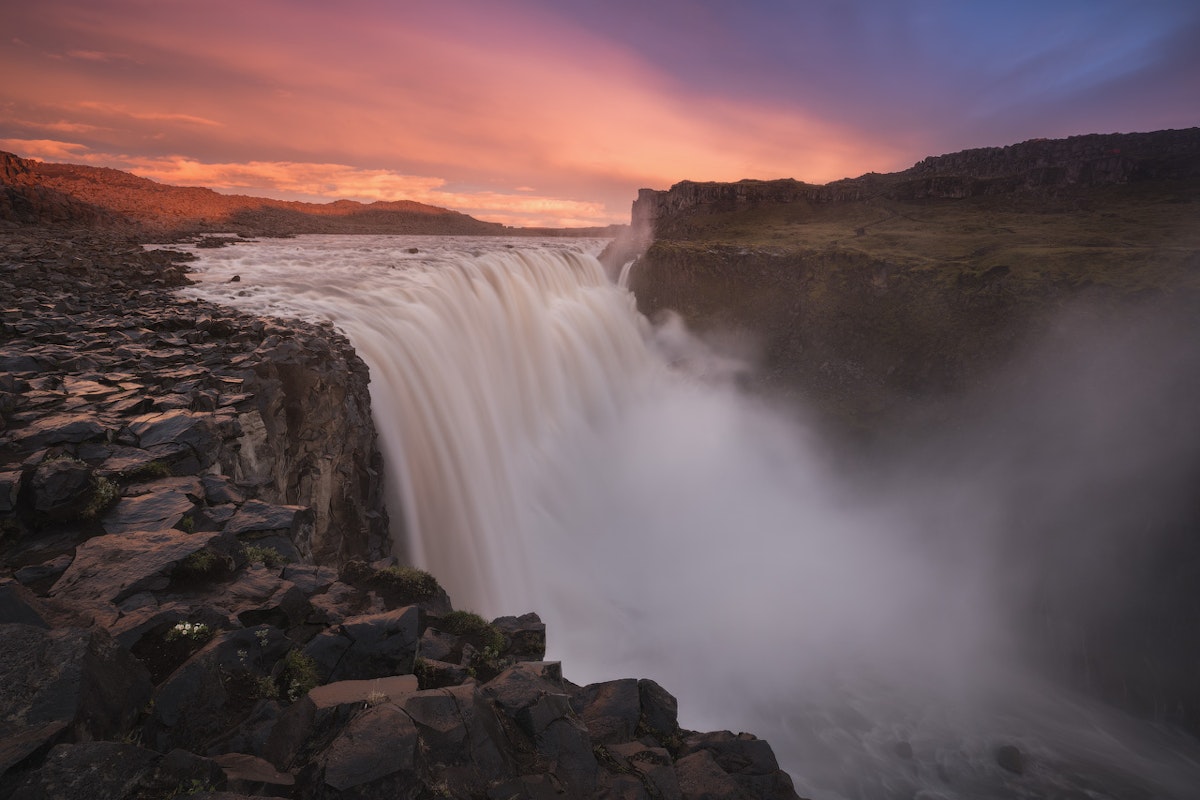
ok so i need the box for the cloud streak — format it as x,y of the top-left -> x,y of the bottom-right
1,0 -> 1197,226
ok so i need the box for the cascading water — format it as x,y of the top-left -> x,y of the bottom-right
183,235 -> 1200,800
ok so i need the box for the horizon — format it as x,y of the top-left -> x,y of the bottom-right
3,0 -> 1198,227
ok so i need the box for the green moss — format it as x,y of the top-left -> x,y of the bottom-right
174,548 -> 220,579
280,649 -> 320,702
242,544 -> 290,568
124,460 -> 172,481
177,514 -> 195,533
376,565 -> 441,600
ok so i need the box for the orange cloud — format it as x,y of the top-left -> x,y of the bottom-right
0,138 -> 92,160
77,101 -> 223,127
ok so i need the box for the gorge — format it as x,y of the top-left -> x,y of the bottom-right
2,128 -> 1200,798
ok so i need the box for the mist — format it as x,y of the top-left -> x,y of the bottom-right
519,297 -> 1200,798
184,237 -> 1200,799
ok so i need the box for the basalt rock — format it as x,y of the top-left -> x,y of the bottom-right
0,228 -> 801,799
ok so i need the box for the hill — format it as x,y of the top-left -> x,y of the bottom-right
0,152 -> 622,238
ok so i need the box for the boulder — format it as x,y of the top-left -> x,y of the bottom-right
143,625 -> 292,754
492,612 -> 547,662
0,624 -> 152,782
401,683 -> 513,795
313,704 -> 421,798
572,679 -> 641,745
604,742 -> 682,800
517,692 -> 597,795
639,679 -> 680,742
303,606 -> 419,682
674,749 -> 742,800
679,731 -> 800,800
0,579 -> 49,628
29,458 -> 94,521
6,742 -> 163,800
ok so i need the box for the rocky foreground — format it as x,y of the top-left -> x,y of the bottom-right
0,228 -> 799,799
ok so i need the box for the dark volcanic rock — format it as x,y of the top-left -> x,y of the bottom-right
0,227 -> 800,800
0,624 -> 152,783
303,606 -> 419,682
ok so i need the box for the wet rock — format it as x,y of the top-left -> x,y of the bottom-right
483,661 -> 566,718
0,624 -> 152,782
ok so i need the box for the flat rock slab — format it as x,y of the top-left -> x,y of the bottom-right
308,675 -> 418,709
101,490 -> 196,533
14,413 -> 108,449
52,529 -> 228,608
212,752 -> 296,788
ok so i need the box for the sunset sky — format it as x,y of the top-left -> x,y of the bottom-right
3,0 -> 1198,228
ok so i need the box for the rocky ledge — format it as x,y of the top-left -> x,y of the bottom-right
0,229 -> 799,799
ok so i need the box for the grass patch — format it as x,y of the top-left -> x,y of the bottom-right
124,460 -> 172,481
242,544 -> 290,568
376,565 -> 441,600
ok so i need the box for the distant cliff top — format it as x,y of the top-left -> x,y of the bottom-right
634,128 -> 1200,231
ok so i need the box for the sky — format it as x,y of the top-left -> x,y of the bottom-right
2,0 -> 1198,228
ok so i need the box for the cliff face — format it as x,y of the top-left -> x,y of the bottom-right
634,129 -> 1200,235
0,231 -> 389,565
625,127 -> 1200,740
628,127 -> 1200,430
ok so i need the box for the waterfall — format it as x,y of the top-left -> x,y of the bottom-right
184,234 -> 1200,800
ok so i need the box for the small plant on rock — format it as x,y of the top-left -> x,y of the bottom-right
243,544 -> 289,568
81,477 -> 120,519
377,565 -> 442,600
364,689 -> 389,707
125,460 -> 172,481
165,621 -> 213,643
280,650 -> 320,702
178,548 -> 216,574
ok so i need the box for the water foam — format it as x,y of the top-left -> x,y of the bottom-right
183,234 -> 1200,800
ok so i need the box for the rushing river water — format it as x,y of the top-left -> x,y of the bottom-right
182,234 -> 1200,800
